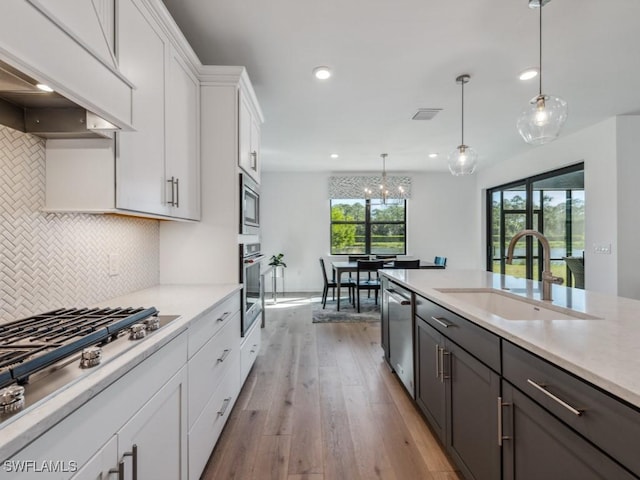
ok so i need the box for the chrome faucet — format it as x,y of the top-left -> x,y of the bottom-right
506,229 -> 564,301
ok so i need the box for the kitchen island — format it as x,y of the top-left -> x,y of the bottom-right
0,284 -> 256,480
380,268 -> 640,480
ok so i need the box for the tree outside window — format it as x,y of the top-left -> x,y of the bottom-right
330,199 -> 406,255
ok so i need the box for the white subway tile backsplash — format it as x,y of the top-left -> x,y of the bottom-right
0,125 -> 159,322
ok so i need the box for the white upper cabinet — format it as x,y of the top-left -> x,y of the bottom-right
238,89 -> 262,183
165,45 -> 200,220
45,0 -> 201,221
116,0 -> 169,217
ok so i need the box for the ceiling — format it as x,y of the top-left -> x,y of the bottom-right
161,0 -> 640,174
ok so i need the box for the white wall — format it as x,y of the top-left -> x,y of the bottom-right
260,171 -> 479,293
477,118 -> 619,295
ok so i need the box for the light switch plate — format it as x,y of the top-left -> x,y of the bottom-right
593,243 -> 611,254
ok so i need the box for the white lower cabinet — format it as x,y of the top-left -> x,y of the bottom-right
240,321 -> 262,384
188,362 -> 240,479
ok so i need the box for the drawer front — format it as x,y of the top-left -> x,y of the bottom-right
188,313 -> 240,429
240,321 -> 261,384
188,292 -> 240,358
503,341 -> 640,477
415,295 -> 500,372
188,365 -> 240,480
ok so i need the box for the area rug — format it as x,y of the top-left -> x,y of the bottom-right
311,295 -> 381,323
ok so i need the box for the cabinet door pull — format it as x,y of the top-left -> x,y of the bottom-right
217,349 -> 231,363
216,311 -> 231,323
431,316 -> 454,328
250,151 -> 257,169
527,379 -> 583,416
121,444 -> 138,480
218,397 -> 232,417
497,397 -> 511,446
108,462 -> 124,480
442,350 -> 451,380
250,344 -> 258,354
175,177 -> 179,208
166,176 -> 176,206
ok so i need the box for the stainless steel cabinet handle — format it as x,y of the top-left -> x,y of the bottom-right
218,397 -> 232,417
166,176 -> 176,206
251,151 -> 257,169
217,349 -> 231,363
497,397 -> 511,446
216,311 -> 231,322
108,462 -> 124,480
385,289 -> 412,305
431,316 -> 454,328
121,444 -> 138,480
175,177 -> 179,208
527,379 -> 583,416
442,350 -> 451,380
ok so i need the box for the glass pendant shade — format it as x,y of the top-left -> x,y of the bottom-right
447,144 -> 478,176
517,93 -> 567,145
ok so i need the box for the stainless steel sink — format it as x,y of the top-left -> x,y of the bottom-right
435,288 -> 600,321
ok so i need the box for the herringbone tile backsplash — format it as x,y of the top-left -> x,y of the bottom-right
0,125 -> 159,322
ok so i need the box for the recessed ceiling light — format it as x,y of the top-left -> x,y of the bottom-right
330,153 -> 339,159
519,68 -> 539,81
36,83 -> 54,92
428,153 -> 439,158
313,66 -> 331,80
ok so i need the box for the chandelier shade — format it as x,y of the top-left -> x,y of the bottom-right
518,0 -> 567,145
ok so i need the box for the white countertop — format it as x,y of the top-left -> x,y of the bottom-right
380,269 -> 640,409
0,284 -> 241,460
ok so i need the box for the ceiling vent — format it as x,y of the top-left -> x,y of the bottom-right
412,108 -> 442,121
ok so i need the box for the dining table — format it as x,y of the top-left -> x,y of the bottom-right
331,260 -> 445,311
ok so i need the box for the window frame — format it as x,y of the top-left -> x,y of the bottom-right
330,198 -> 407,255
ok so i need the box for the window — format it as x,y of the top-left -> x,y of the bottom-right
487,163 -> 585,287
330,198 -> 406,255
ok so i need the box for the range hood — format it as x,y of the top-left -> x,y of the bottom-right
0,59 -> 118,139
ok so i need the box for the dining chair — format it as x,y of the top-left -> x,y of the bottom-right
392,259 -> 420,269
356,260 -> 384,312
434,256 -> 447,267
319,258 -> 354,308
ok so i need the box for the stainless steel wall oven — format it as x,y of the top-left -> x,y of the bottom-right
240,243 -> 263,336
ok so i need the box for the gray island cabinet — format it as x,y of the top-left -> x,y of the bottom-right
379,269 -> 640,480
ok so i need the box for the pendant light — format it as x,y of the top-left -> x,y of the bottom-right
448,74 -> 478,176
517,0 -> 567,145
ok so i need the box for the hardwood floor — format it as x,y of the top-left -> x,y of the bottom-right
201,295 -> 462,480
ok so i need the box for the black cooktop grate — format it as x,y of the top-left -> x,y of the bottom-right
0,307 -> 158,389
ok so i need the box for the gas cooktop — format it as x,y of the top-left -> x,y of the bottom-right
0,307 -> 177,420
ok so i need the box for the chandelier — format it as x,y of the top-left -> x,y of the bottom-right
517,0 -> 567,145
364,153 -> 404,204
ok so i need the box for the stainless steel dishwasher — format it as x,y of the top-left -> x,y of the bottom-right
384,282 -> 415,398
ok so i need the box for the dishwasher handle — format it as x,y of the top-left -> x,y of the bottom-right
385,289 -> 412,305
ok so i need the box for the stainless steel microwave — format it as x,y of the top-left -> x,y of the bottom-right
240,173 -> 260,235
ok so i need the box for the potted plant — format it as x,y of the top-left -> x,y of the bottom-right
269,253 -> 287,277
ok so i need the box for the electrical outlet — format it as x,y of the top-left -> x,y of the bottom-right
593,243 -> 611,254
108,253 -> 120,276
